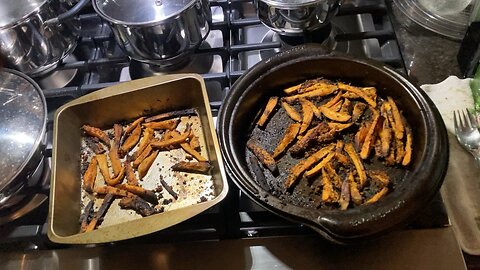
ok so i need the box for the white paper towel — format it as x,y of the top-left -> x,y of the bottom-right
422,76 -> 480,255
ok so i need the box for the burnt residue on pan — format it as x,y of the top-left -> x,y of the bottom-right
246,92 -> 406,210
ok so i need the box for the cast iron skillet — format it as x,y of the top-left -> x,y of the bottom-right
218,45 -> 449,244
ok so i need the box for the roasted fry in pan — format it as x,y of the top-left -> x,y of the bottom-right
171,161 -> 212,174
84,193 -> 115,233
120,124 -> 142,157
138,150 -> 159,179
387,96 -> 404,140
337,82 -> 376,107
284,87 -> 338,103
125,161 -> 139,186
320,105 -> 351,122
82,125 -> 110,147
132,128 -> 154,160
257,96 -> 279,127
150,124 -> 191,149
348,172 -> 363,205
119,195 -> 156,217
133,145 -> 153,169
83,157 -> 97,193
142,118 -> 180,130
124,117 -> 145,135
113,124 -> 123,149
300,99 -> 314,134
359,110 -> 383,159
116,184 -> 158,205
109,145 -> 123,177
96,154 -> 111,184
321,168 -> 339,203
352,102 -> 367,122
402,125 -> 413,166
304,152 -> 335,178
282,101 -> 302,122
272,123 -> 301,159
339,179 -> 350,210
303,99 -> 322,118
364,187 -> 389,204
144,108 -> 196,123
95,185 -> 131,197
344,143 -> 367,187
247,141 -> 277,173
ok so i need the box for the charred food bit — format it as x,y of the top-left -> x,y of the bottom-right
119,196 -> 156,217
83,157 -> 98,193
299,99 -> 314,134
189,135 -> 201,150
257,96 -> 279,127
171,161 -> 212,174
338,179 -> 351,210
113,124 -> 123,149
378,115 -> 393,158
142,118 -> 180,130
125,161 -> 139,185
281,101 -> 302,122
116,184 -> 158,205
289,122 -> 331,155
138,150 -> 159,179
344,143 -> 367,187
354,123 -> 369,151
160,177 -> 178,200
144,108 -> 196,123
246,141 -> 278,173
80,200 -> 95,233
82,125 -> 111,147
249,155 -> 270,191
84,193 -> 115,232
133,128 -> 154,160
85,137 -> 105,154
368,170 -> 390,188
364,187 -> 389,204
120,124 -> 142,157
272,123 -> 301,159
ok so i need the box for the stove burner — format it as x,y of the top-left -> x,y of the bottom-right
129,43 -> 214,79
260,24 -> 348,61
35,55 -> 78,89
0,159 -> 50,225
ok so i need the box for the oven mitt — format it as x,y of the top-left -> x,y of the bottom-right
421,76 -> 480,255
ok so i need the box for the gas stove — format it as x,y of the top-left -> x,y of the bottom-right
0,0 -> 448,251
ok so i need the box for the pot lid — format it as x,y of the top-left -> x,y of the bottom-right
93,0 -> 197,25
0,0 -> 48,29
0,69 -> 46,191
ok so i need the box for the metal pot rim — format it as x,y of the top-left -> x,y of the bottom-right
0,0 -> 48,30
92,0 -> 199,27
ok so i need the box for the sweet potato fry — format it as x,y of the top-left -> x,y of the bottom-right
285,144 -> 335,189
120,124 -> 142,157
124,117 -> 145,135
304,152 -> 335,178
96,154 -> 111,184
125,161 -> 138,186
378,116 -> 392,158
84,193 -> 115,233
360,110 -> 383,159
348,172 -> 362,205
342,87 -> 377,100
324,162 -> 342,188
321,168 -> 339,203
298,79 -> 338,95
330,99 -> 344,112
132,128 -> 154,160
142,118 -> 180,130
182,141 -> 207,162
113,124 -> 123,149
324,91 -> 343,108
300,99 -> 314,134
387,97 -> 404,140
119,196 -> 156,217
320,105 -> 351,122
284,83 -> 303,95
395,138 -> 405,164
364,187 -> 389,204
385,140 -> 396,166
133,145 -> 153,169
339,179 -> 350,210
282,101 -> 302,122
150,125 -> 191,149
85,137 -> 105,154
337,82 -> 376,107
247,141 -> 277,172
344,143 -> 367,187
335,152 -> 350,165
171,161 -> 212,174
340,98 -> 352,115
352,102 -> 367,122
144,108 -> 195,123
190,135 -> 201,150
327,122 -> 353,132
302,99 -> 322,118
402,125 -> 413,166
368,170 -> 390,187
138,150 -> 159,179
289,123 -> 332,155
83,157 -> 97,193
257,97 -> 279,127
272,123 -> 301,159
116,184 -> 158,205
95,185 -> 131,197
283,88 -> 338,103
82,125 -> 110,147
354,123 -> 369,151
108,146 -> 123,177
106,166 -> 125,186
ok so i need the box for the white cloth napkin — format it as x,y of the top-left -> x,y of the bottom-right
421,76 -> 480,255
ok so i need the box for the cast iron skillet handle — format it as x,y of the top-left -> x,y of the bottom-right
44,0 -> 90,25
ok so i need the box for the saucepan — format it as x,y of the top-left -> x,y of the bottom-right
218,45 -> 449,244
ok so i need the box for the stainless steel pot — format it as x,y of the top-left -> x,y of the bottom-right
256,0 -> 341,35
92,0 -> 212,66
0,0 -> 88,77
0,68 -> 47,208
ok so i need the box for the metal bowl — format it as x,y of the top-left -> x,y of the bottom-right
217,45 -> 449,244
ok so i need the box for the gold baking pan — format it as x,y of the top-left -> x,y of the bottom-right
48,74 -> 228,244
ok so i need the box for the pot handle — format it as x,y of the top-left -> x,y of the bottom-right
44,0 -> 90,25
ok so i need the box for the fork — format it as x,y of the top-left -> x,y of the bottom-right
453,109 -> 480,165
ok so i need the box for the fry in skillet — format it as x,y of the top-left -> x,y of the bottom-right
387,96 -> 404,140
320,105 -> 351,122
359,109 -> 383,159
402,125 -> 413,166
364,187 -> 389,204
281,101 -> 302,122
352,102 -> 367,122
338,179 -> 350,210
299,99 -> 314,134
338,82 -> 376,107
257,96 -> 279,127
348,172 -> 363,205
283,87 -> 337,103
82,125 -> 111,147
304,152 -> 335,178
272,123 -> 301,159
119,195 -> 156,217
321,168 -> 339,203
247,141 -> 277,173
171,161 -> 212,174
344,143 -> 367,187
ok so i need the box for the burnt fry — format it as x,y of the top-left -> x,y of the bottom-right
339,179 -> 350,210
113,124 -> 123,149
257,97 -> 279,127
352,102 -> 367,122
299,99 -> 314,134
119,196 -> 156,217
344,143 -> 367,187
190,135 -> 201,150
171,161 -> 212,174
84,193 -> 115,233
304,152 -> 335,178
120,124 -> 142,157
133,128 -> 154,160
83,157 -> 98,193
80,200 -> 95,233
82,125 -> 111,147
116,184 -> 158,205
320,105 -> 351,122
125,161 -> 138,185
387,97 -> 404,140
124,117 -> 145,135
144,108 -> 196,122
282,101 -> 302,122
247,141 -> 277,172
364,187 -> 389,204
85,137 -> 105,154
138,150 -> 159,179
285,144 -> 335,189
142,118 -> 180,130
378,114 -> 393,158
340,98 -> 352,115
272,123 -> 301,159
337,82 -> 376,107
95,185 -> 131,197
160,177 -> 178,200
402,125 -> 413,166
133,145 -> 153,169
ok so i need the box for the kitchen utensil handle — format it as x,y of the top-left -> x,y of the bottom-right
45,0 -> 90,25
